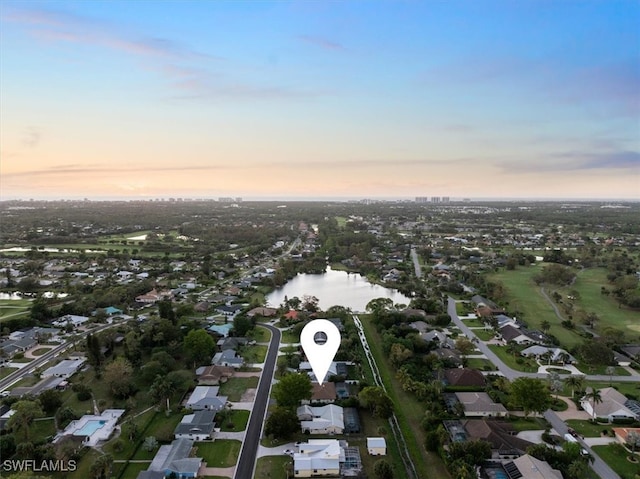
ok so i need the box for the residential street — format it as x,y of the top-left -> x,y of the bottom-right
233,323 -> 281,479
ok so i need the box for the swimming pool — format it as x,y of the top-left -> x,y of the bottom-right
74,420 -> 106,436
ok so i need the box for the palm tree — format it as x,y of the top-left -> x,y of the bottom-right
584,388 -> 603,422
150,374 -> 173,412
564,375 -> 584,398
540,320 -> 551,334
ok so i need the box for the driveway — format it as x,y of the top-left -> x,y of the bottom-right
553,396 -> 590,421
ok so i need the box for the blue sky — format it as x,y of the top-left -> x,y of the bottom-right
1,0 -> 638,200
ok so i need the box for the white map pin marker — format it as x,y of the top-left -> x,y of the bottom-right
300,319 -> 341,385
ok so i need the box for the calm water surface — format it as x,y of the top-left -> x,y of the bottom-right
266,267 -> 411,312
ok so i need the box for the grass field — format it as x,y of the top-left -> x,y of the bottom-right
466,358 -> 498,371
0,299 -> 32,322
358,314 -> 451,479
489,266 -> 585,348
220,409 -> 250,432
219,376 -> 259,401
250,326 -> 271,343
488,345 -> 539,372
280,329 -> 300,344
472,329 -> 495,341
254,455 -> 291,479
592,444 -> 640,479
564,268 -> 640,335
241,345 -> 268,363
196,440 -> 242,467
490,265 -> 640,349
119,462 -> 151,479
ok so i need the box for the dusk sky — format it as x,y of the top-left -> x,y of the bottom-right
1,1 -> 639,200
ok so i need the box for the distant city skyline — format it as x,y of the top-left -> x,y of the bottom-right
1,1 -> 638,200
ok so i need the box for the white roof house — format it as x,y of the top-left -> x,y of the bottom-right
580,387 -> 637,422
297,405 -> 344,435
367,437 -> 386,456
42,358 -> 86,378
510,454 -> 562,479
185,386 -> 228,412
52,315 -> 89,328
294,439 -> 344,478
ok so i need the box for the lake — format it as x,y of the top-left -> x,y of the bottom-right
266,267 -> 411,312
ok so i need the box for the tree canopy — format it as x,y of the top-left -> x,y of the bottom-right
510,377 -> 551,417
272,372 -> 313,409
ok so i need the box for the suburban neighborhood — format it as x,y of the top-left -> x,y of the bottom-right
0,199 -> 639,479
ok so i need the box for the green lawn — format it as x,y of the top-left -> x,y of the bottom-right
254,455 -> 291,479
577,364 -> 631,376
241,345 -> 268,363
0,367 -> 18,379
220,409 -> 250,432
219,376 -> 259,401
472,329 -> 495,341
250,326 -> 271,343
466,358 -> 498,371
592,444 -> 640,479
358,314 -> 451,479
583,381 -> 640,400
565,419 -> 612,438
142,411 -> 184,442
488,345 -> 539,372
31,347 -> 53,356
507,417 -> 549,431
280,329 -> 299,344
0,299 -> 32,322
195,440 -> 242,467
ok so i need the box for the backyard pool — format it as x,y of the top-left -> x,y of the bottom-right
74,420 -> 106,436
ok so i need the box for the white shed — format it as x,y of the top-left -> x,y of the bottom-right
367,437 -> 386,456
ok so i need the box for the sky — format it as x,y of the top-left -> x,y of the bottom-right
1,0 -> 639,201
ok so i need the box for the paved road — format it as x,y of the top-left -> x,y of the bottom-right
0,322 -> 118,392
544,410 -> 620,479
234,323 -> 281,479
410,247 -> 422,278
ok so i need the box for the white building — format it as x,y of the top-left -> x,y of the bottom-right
294,439 -> 344,478
367,437 -> 386,455
580,387 -> 637,422
42,358 -> 86,379
297,405 -> 344,435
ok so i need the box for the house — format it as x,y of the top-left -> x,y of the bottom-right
142,438 -> 202,479
299,361 -> 347,383
293,439 -> 343,478
174,410 -> 215,440
246,307 -> 277,318
297,404 -> 344,435
454,392 -> 508,417
421,330 -> 454,348
185,386 -> 228,412
367,437 -> 386,455
211,349 -> 244,368
520,345 -> 576,364
613,351 -> 632,367
217,337 -> 252,351
135,289 -> 172,304
214,304 -> 243,317
506,454 -> 562,479
54,409 -> 125,447
499,324 -> 537,345
444,368 -> 486,388
42,358 -> 86,379
463,419 -> 533,456
195,365 -> 234,385
104,306 -> 123,316
620,345 -> 640,361
52,314 -> 89,328
304,382 -> 337,404
580,387 -> 638,422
